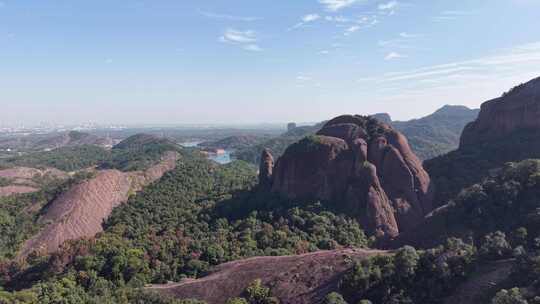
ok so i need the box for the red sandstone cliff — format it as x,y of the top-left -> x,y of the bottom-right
264,115 -> 434,238
460,76 -> 540,147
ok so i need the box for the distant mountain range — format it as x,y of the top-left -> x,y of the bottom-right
379,105 -> 480,160
236,105 -> 479,164
0,130 -> 113,151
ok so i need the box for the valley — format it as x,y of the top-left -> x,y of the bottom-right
0,79 -> 539,304
3,2 -> 540,303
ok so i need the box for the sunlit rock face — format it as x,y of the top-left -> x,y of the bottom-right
461,76 -> 540,147
262,115 -> 435,239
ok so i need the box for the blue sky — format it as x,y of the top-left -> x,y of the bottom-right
1,0 -> 540,126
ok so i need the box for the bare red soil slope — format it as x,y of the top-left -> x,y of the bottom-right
0,167 -> 68,197
0,185 -> 40,197
18,152 -> 178,258
150,249 -> 388,304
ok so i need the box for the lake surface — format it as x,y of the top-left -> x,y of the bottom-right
208,151 -> 233,164
179,141 -> 201,148
180,141 -> 233,165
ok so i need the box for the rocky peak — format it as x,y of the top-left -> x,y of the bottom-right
263,115 -> 434,239
371,113 -> 393,124
433,105 -> 476,117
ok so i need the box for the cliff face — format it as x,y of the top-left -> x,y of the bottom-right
18,152 -> 178,259
426,76 -> 540,205
264,115 -> 434,238
461,77 -> 540,147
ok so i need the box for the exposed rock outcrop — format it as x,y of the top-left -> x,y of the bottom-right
426,76 -> 540,205
266,115 -> 434,238
0,185 -> 39,197
149,249 -> 388,304
18,151 -> 178,259
0,167 -> 69,197
258,149 -> 274,188
0,167 -> 68,180
461,76 -> 540,147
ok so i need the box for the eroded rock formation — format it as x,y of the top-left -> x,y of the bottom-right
461,76 -> 540,147
426,76 -> 540,205
258,149 -> 274,188
262,115 -> 434,238
18,151 -> 178,259
149,248 -> 388,304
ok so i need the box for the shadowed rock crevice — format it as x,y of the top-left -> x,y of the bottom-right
259,115 -> 434,239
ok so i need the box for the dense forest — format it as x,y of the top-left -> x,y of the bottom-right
0,151 -> 372,303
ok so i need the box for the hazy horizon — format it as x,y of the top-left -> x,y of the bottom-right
2,0 -> 540,125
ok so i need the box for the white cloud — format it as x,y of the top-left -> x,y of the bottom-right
432,10 -> 473,22
379,32 -> 424,50
378,1 -> 398,10
325,14 -> 378,35
319,0 -> 359,12
220,29 -> 263,52
302,14 -> 321,22
344,25 -> 361,35
385,52 -> 406,60
399,32 -> 422,38
296,75 -> 312,83
332,16 -> 351,23
220,29 -> 257,44
243,44 -> 263,52
348,42 -> 540,120
355,42 -> 540,111
290,13 -> 322,30
200,11 -> 260,22
320,50 -> 330,55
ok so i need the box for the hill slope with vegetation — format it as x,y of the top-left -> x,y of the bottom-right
390,105 -> 479,160
0,134 -> 180,173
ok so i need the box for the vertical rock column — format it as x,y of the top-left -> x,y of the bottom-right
259,149 -> 274,189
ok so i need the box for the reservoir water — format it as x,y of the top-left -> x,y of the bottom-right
180,141 -> 233,165
208,151 -> 232,164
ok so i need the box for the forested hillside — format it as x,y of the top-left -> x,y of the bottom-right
0,134 -> 180,172
0,151 -> 371,303
391,105 -> 479,160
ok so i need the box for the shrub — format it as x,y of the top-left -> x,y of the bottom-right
246,279 -> 270,304
492,288 -> 528,304
226,298 -> 249,304
480,231 -> 513,260
324,292 -> 348,304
